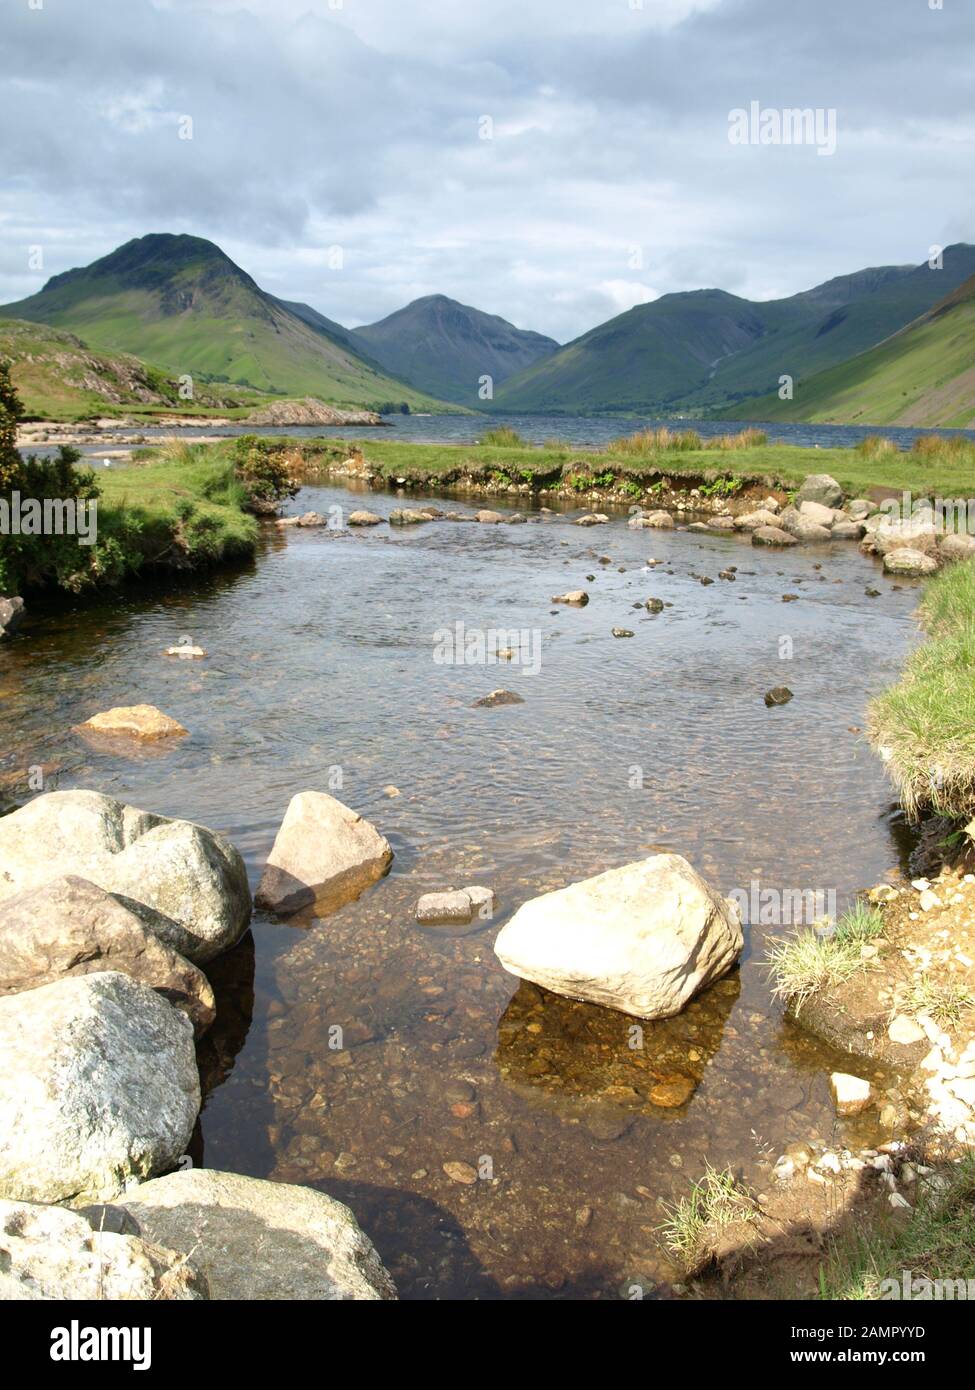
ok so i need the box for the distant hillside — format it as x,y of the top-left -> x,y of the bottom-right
351,294 -> 558,406
492,245 -> 975,416
0,234 -> 450,413
729,273 -> 975,428
0,317 -> 261,420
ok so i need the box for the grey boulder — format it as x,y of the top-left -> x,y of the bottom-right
0,875 -> 215,1037
0,971 -> 200,1204
105,1169 -> 397,1300
255,790 -> 393,917
0,790 -> 250,965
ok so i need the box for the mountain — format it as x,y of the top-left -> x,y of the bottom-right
351,294 -> 558,406
492,245 -> 975,416
729,273 -> 975,428
0,234 -> 449,412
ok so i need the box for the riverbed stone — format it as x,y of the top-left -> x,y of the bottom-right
787,520 -> 832,543
0,875 -> 215,1037
473,688 -> 525,707
389,508 -> 431,525
0,971 -> 200,1204
0,597 -> 25,640
76,704 -> 188,740
104,1169 -> 396,1300
831,520 -> 866,540
0,790 -> 251,965
347,510 -> 384,526
634,510 -> 674,529
889,1014 -> 927,1046
797,474 -> 844,508
0,1198 -> 206,1300
830,1072 -> 872,1116
752,526 -> 798,547
476,510 -> 506,524
764,686 -> 794,707
552,590 -> 589,605
415,890 -> 477,925
255,790 -> 393,917
494,853 -> 743,1020
734,509 -> 781,532
798,500 -> 836,528
883,547 -> 938,577
874,516 -> 940,556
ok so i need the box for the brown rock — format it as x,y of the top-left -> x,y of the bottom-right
75,705 -> 188,740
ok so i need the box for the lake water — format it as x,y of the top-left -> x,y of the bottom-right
0,483 -> 924,1298
45,411 -> 975,461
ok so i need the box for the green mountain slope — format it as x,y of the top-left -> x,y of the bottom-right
492,245 -> 975,416
0,234 -> 449,412
0,317 -> 265,420
351,294 -> 558,406
727,273 -> 975,428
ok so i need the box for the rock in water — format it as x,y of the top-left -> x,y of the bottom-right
752,526 -> 798,547
0,597 -> 25,640
493,853 -> 743,1020
0,1198 -> 207,1300
0,971 -> 200,1204
764,686 -> 794,707
255,790 -> 393,917
0,790 -> 251,965
472,688 -> 525,707
0,875 -> 215,1037
347,510 -> 384,526
830,1072 -> 872,1116
75,704 -> 188,740
104,1169 -> 397,1300
551,590 -> 589,606
883,547 -> 938,577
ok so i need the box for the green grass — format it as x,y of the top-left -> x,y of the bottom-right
819,1156 -> 975,1298
901,973 -> 975,1029
765,902 -> 885,1012
658,1165 -> 762,1276
869,561 -> 975,820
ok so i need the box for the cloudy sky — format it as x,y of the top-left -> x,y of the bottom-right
1,0 -> 972,342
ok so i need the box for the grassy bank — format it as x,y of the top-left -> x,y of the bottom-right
868,560 -> 975,821
296,427 -> 975,501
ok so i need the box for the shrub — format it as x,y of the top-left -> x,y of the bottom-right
231,435 -> 300,514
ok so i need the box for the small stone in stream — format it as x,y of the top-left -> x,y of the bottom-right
700,576 -> 714,586
76,704 -> 189,740
475,510 -> 506,525
782,594 -> 799,603
164,644 -> 206,659
585,1112 -> 633,1142
415,890 -> 476,925
382,785 -> 400,798
612,628 -> 634,638
443,1161 -> 479,1185
585,574 -> 596,582
464,885 -> 496,919
451,1102 -> 476,1119
718,570 -> 735,581
575,1205 -> 593,1228
830,1072 -> 872,1116
866,587 -> 881,598
598,556 -> 612,565
472,689 -> 524,707
764,686 -> 793,707
444,1080 -> 475,1103
552,590 -> 589,606
347,510 -> 383,526
645,598 -> 664,613
649,1076 -> 695,1108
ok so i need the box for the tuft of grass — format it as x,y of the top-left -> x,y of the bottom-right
765,901 -> 885,1012
901,973 -> 975,1029
704,427 -> 767,450
658,1165 -> 762,1276
481,426 -> 526,447
819,1155 -> 975,1298
868,561 -> 975,821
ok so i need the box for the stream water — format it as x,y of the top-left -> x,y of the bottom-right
0,482 -> 925,1298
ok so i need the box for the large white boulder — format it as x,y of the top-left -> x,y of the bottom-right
0,1198 -> 206,1300
255,791 -> 393,916
0,790 -> 250,964
494,853 -> 743,1019
873,515 -> 939,556
883,547 -> 939,577
0,971 -> 200,1204
106,1169 -> 397,1300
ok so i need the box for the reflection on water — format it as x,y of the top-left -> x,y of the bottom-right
0,482 -> 923,1297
